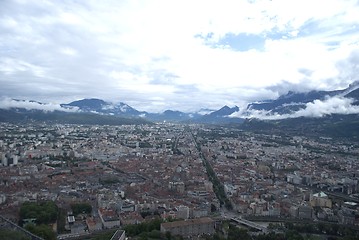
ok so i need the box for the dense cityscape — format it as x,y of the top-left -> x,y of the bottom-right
1,122 -> 359,239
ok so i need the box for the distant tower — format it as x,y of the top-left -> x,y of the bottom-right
0,153 -> 5,164
13,155 -> 19,165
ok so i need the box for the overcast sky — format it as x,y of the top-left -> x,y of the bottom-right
1,0 -> 359,112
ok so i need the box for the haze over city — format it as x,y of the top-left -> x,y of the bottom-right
1,0 -> 359,112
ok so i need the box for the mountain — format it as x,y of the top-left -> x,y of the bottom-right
62,99 -> 201,122
143,105 -> 244,123
61,98 -> 143,116
247,90 -> 340,114
0,98 -> 149,125
239,81 -> 359,141
1,81 -> 359,125
1,98 -> 243,124
145,110 -> 199,122
247,81 -> 359,115
196,108 -> 216,115
344,84 -> 359,105
0,109 -> 150,125
240,114 -> 359,141
210,105 -> 239,117
195,105 -> 243,124
62,98 -> 107,111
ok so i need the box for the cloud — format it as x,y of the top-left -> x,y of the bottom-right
336,49 -> 359,83
295,97 -> 359,117
266,81 -> 315,96
0,0 -> 359,112
233,96 -> 359,120
0,98 -> 78,112
0,58 -> 46,77
298,68 -> 314,77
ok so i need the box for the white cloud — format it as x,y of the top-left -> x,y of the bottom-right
0,0 -> 358,112
234,96 -> 359,120
0,58 -> 46,77
0,98 -> 78,112
296,97 -> 359,117
60,47 -> 78,56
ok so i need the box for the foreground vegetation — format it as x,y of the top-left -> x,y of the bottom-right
19,201 -> 58,240
0,229 -> 31,240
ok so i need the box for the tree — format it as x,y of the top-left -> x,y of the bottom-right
70,203 -> 92,216
165,231 -> 172,240
25,224 -> 56,240
285,230 -> 304,240
227,225 -> 251,240
0,229 -> 31,240
20,201 -> 58,225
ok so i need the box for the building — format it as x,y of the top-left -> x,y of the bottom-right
160,217 -> 215,237
176,205 -> 190,220
0,194 -> 6,204
338,209 -> 356,225
287,174 -> 302,185
298,205 -> 313,219
98,208 -> 121,229
338,202 -> 358,225
119,212 -> 144,225
317,208 -> 336,222
310,192 -> 332,208
86,217 -> 103,232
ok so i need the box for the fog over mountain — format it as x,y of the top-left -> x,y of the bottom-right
236,96 -> 359,120
1,82 -> 358,123
232,81 -> 359,120
0,98 -> 77,112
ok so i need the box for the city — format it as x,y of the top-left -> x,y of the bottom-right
1,122 -> 359,239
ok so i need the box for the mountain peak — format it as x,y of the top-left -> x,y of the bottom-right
219,105 -> 230,110
345,83 -> 359,100
246,81 -> 359,116
220,105 -> 239,111
66,98 -> 106,109
209,105 -> 239,117
349,80 -> 359,88
61,98 -> 141,116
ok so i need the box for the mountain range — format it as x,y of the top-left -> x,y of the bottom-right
61,99 -> 241,124
0,81 -> 359,126
61,98 -> 143,117
247,81 -> 359,114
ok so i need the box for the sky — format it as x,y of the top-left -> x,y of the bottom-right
1,0 -> 359,113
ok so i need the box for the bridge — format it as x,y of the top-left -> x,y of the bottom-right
0,214 -> 44,240
231,217 -> 268,232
